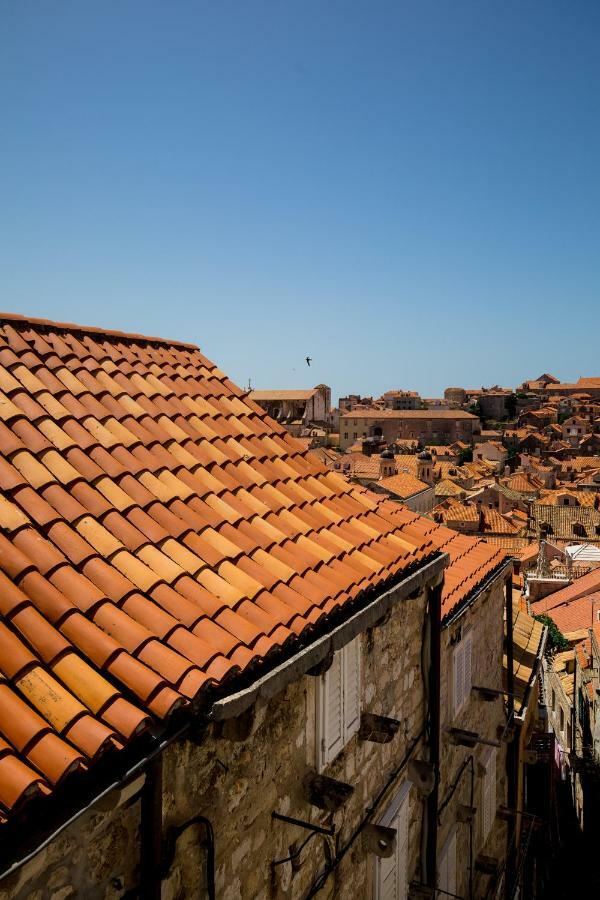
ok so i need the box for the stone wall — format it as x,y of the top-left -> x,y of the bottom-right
1,586 -> 431,900
437,575 -> 508,899
0,786 -> 141,900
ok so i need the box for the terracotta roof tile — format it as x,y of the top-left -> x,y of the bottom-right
0,313 -> 509,827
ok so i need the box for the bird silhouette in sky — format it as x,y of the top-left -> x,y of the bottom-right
306,356 -> 312,366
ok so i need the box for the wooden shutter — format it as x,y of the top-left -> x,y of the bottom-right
453,634 -> 472,715
482,748 -> 496,842
487,749 -> 497,837
321,650 -> 344,767
453,643 -> 465,714
378,847 -> 398,900
463,633 -> 472,704
395,792 -> 408,900
343,637 -> 361,740
438,829 -> 457,897
376,789 -> 409,900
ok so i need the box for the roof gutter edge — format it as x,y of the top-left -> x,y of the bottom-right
210,553 -> 448,721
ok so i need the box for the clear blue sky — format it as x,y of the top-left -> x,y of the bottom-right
2,2 -> 599,402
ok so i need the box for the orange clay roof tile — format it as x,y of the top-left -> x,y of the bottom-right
0,313 -> 509,826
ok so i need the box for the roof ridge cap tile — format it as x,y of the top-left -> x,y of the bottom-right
0,313 -> 200,351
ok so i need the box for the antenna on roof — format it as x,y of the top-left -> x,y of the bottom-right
247,378 -> 252,391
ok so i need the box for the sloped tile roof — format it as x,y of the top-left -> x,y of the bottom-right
432,498 -> 479,524
0,313 -> 508,826
531,567 -> 600,614
528,504 -> 600,542
249,389 -> 316,401
538,489 -> 597,507
501,473 -> 543,494
505,606 -> 545,714
531,590 -> 600,650
378,472 -> 429,498
434,479 -> 465,498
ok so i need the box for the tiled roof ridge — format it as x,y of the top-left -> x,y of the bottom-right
0,312 -> 200,351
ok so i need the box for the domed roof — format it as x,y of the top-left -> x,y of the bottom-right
418,450 -> 432,461
380,449 -> 394,460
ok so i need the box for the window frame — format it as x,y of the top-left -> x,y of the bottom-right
481,747 -> 497,845
316,636 -> 362,770
438,827 -> 457,899
374,782 -> 411,900
452,631 -> 473,717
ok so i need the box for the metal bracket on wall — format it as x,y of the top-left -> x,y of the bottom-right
446,727 -> 500,748
271,812 -> 335,836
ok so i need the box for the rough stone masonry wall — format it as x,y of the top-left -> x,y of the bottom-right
0,789 -> 141,900
0,586 -> 430,900
437,575 -> 508,900
162,585 -> 429,900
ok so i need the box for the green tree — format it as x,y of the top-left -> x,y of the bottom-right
533,614 -> 569,654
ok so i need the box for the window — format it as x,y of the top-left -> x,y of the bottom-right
551,689 -> 556,712
560,707 -> 565,734
453,632 -> 473,716
353,432 -> 358,440
316,637 -> 361,769
344,433 -> 348,440
438,828 -> 457,899
481,748 -> 497,844
374,784 -> 410,900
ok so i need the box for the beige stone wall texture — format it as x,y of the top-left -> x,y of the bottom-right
438,577 -> 508,900
1,588 -> 436,900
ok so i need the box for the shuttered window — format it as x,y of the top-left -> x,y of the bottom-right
317,637 -> 361,769
438,828 -> 457,898
453,632 -> 472,716
375,785 -> 410,900
481,748 -> 497,844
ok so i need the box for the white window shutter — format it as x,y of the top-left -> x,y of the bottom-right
438,829 -> 457,898
396,794 -> 408,900
322,650 -> 344,766
488,749 -> 496,835
447,830 -> 457,896
482,772 -> 491,841
481,748 -> 496,843
375,791 -> 409,900
453,643 -> 464,714
463,634 -> 472,703
343,637 -> 361,740
378,850 -> 398,900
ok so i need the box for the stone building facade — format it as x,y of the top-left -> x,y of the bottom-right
339,411 -> 480,451
0,563 -> 511,900
436,570 -> 509,900
0,577 -> 438,900
250,386 -> 331,433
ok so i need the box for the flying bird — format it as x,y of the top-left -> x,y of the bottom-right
306,356 -> 312,367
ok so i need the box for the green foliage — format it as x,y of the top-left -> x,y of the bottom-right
558,412 -> 569,424
458,447 -> 473,464
533,614 -> 569,654
470,400 -> 483,420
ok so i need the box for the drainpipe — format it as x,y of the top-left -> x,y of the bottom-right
140,755 -> 163,900
425,579 -> 443,889
505,576 -> 517,899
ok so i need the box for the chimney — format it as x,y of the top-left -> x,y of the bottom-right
504,465 -> 510,477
